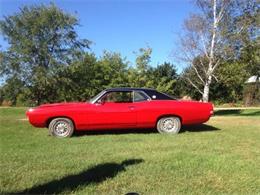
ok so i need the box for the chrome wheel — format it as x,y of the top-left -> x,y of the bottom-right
49,118 -> 74,138
54,121 -> 70,137
157,116 -> 181,134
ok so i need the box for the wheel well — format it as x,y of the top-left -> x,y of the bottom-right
156,114 -> 182,124
46,116 -> 76,128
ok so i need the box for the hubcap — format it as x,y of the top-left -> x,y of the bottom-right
54,121 -> 70,137
162,118 -> 176,132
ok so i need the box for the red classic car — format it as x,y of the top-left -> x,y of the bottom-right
26,88 -> 214,138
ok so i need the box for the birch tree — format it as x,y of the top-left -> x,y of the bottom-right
178,0 -> 230,102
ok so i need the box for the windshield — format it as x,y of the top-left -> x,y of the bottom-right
89,90 -> 107,104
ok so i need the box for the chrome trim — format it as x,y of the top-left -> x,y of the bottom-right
92,89 -> 151,104
90,90 -> 107,104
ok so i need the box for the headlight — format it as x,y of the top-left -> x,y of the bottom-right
28,108 -> 34,112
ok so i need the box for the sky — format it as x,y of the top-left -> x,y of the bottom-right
0,0 -> 197,71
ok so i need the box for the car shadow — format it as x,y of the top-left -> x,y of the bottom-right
74,128 -> 157,137
8,159 -> 144,194
181,124 -> 220,133
74,124 -> 220,137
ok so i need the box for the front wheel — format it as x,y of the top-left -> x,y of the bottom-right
49,118 -> 74,138
157,116 -> 181,134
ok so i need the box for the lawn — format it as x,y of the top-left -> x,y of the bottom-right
0,107 -> 260,194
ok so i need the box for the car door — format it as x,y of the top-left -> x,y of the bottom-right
88,91 -> 137,129
132,90 -> 156,128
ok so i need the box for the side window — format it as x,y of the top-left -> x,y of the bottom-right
134,91 -> 149,102
102,91 -> 132,103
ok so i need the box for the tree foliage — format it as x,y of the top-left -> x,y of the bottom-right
0,4 -> 90,104
0,2 -> 259,106
178,0 -> 259,103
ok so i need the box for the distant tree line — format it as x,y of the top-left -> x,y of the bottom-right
0,2 -> 259,106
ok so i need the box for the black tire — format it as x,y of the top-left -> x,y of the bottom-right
48,118 -> 74,138
156,116 -> 181,134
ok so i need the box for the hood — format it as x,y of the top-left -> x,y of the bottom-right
38,102 -> 89,108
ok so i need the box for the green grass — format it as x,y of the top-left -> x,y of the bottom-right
214,109 -> 260,116
1,107 -> 260,194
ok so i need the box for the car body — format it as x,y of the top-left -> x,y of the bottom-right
26,88 -> 214,137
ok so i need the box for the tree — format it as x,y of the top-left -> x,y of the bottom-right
0,77 -> 25,105
98,51 -> 129,88
152,62 -> 179,96
52,51 -> 130,102
214,61 -> 249,102
178,0 -> 259,102
54,53 -> 99,101
180,57 -> 207,100
178,0 -> 231,102
0,4 -> 90,105
128,47 -> 154,87
128,48 -> 179,96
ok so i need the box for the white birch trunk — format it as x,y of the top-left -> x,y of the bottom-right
180,0 -> 228,102
202,0 -> 217,102
202,75 -> 212,102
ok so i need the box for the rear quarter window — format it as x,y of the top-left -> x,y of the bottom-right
144,90 -> 174,100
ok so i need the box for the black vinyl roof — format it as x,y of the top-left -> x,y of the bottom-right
104,87 -> 175,100
105,87 -> 154,92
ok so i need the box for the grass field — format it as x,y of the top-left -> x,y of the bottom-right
0,107 -> 260,194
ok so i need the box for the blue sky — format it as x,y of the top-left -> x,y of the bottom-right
0,0 -> 197,71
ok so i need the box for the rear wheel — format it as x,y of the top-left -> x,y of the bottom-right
157,116 -> 181,134
48,118 -> 74,138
